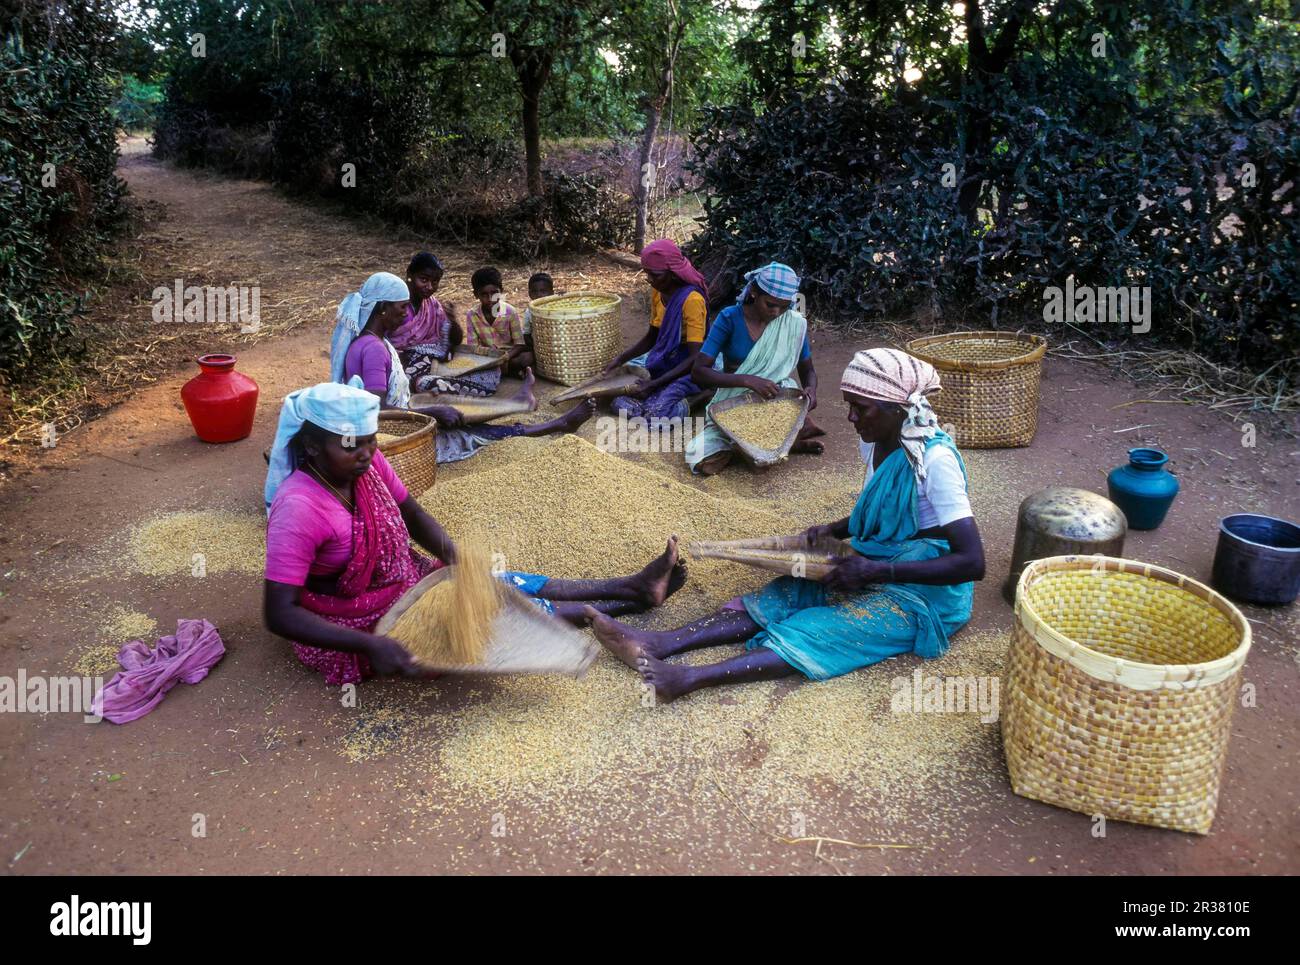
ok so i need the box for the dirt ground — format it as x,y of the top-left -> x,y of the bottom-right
1,150 -> 1297,876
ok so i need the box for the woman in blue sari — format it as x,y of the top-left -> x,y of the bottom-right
587,348 -> 986,702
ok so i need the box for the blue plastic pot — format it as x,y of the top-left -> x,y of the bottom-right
1107,448 -> 1179,530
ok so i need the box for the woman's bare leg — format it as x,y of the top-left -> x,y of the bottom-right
589,611 -> 796,702
586,605 -> 761,660
518,398 -> 596,436
550,599 -> 643,625
536,537 -> 685,608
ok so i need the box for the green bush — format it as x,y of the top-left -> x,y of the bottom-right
0,29 -> 125,374
689,66 -> 1299,371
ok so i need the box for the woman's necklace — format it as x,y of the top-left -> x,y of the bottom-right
306,463 -> 355,513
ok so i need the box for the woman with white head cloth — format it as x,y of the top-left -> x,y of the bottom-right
685,261 -> 825,475
588,348 -> 985,703
263,381 -> 689,687
330,271 -> 595,464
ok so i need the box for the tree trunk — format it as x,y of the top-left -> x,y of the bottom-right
512,47 -> 553,198
634,99 -> 664,253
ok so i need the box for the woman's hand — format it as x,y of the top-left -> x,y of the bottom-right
800,523 -> 837,545
821,556 -> 889,593
626,379 -> 652,399
366,636 -> 423,677
743,376 -> 782,399
430,405 -> 464,429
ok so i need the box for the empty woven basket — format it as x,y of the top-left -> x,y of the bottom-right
1002,555 -> 1251,835
906,331 -> 1047,448
377,410 -> 437,498
529,292 -> 622,386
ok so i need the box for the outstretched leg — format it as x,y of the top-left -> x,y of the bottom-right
518,398 -> 597,437
550,599 -> 643,625
594,627 -> 795,703
537,537 -> 685,608
586,605 -> 761,662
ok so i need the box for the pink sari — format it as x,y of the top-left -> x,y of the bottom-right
295,466 -> 440,685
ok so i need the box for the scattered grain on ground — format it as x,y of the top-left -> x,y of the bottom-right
127,510 -> 265,577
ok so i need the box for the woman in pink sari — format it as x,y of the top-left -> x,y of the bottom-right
263,382 -> 687,686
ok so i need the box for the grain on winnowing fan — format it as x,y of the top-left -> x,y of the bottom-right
388,540 -> 501,666
128,511 -> 264,576
715,399 -> 804,450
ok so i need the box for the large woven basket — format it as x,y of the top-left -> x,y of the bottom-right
376,410 -> 437,498
905,331 -> 1047,448
529,292 -> 622,386
1002,555 -> 1251,835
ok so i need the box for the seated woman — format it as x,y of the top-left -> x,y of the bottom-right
603,239 -> 708,422
389,252 -> 499,398
685,262 -> 823,475
330,271 -> 593,464
464,266 -> 534,379
262,382 -> 687,686
588,349 -> 985,703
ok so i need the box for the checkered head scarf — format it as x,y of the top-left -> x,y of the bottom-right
738,262 -> 800,304
841,348 -> 944,481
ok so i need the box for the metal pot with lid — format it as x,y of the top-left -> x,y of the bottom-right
1002,487 -> 1128,603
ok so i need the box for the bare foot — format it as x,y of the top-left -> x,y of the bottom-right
586,607 -> 654,669
510,367 -> 539,411
799,416 -> 826,438
696,451 -> 733,476
631,535 -> 685,607
636,655 -> 696,704
791,439 -> 824,456
554,398 -> 597,433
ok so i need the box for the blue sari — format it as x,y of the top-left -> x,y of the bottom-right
741,432 -> 974,679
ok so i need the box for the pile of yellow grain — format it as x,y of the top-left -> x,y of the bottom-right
388,538 -> 501,666
376,432 -> 402,445
715,398 -> 803,450
421,434 -> 795,627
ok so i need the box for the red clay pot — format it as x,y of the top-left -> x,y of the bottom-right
180,354 -> 259,443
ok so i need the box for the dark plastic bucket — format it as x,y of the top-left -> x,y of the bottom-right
1211,514 -> 1300,605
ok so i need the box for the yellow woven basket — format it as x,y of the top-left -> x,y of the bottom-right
377,410 -> 437,498
529,292 -> 622,386
905,331 -> 1047,448
1002,555 -> 1251,835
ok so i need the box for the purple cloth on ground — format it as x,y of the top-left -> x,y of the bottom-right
92,619 -> 226,724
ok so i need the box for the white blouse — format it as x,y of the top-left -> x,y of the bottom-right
859,441 -> 973,530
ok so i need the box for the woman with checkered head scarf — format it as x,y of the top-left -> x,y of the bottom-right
684,261 -> 825,474
585,347 -> 986,703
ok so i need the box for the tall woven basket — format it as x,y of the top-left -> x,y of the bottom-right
376,410 -> 437,498
529,292 -> 622,386
905,331 -> 1047,448
1002,555 -> 1251,834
